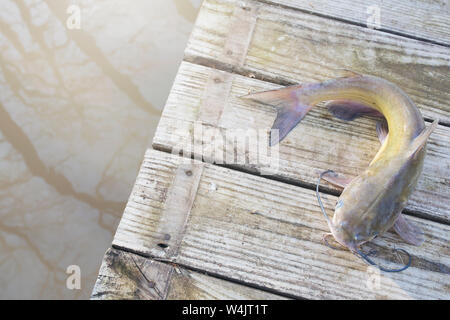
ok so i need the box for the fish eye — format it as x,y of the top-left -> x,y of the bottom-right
335,200 -> 344,209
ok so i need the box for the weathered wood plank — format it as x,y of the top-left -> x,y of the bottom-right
258,0 -> 450,45
91,248 -> 172,300
112,149 -> 450,300
153,61 -> 450,223
91,248 -> 286,300
185,0 -> 450,124
153,161 -> 203,259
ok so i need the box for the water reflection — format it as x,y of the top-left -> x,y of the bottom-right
0,0 -> 200,299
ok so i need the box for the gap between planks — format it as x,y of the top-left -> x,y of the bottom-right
109,245 -> 297,300
152,142 -> 450,227
92,247 -> 289,299
183,55 -> 447,127
255,0 -> 450,47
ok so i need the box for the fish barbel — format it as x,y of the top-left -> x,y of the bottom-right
242,73 -> 438,270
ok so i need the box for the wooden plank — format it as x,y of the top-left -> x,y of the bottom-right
112,148 -> 450,300
91,248 -> 286,300
198,70 -> 233,125
259,0 -> 450,46
185,0 -> 450,124
152,162 -> 203,259
153,61 -> 450,223
221,1 -> 258,66
91,248 -> 172,300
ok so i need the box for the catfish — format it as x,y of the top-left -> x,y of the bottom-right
242,73 -> 438,272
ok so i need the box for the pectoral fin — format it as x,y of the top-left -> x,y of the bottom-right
241,85 -> 312,145
321,171 -> 352,189
407,119 -> 438,159
393,214 -> 424,246
325,100 -> 383,121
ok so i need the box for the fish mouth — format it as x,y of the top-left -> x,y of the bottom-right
343,236 -> 370,252
330,235 -> 359,252
329,223 -> 363,252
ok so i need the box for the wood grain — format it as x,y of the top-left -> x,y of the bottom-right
153,162 -> 203,259
112,149 -> 450,300
153,61 -> 450,223
185,0 -> 450,124
221,1 -> 258,66
91,248 -> 172,300
258,0 -> 450,45
91,248 -> 286,300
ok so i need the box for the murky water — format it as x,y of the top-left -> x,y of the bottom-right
0,0 -> 200,299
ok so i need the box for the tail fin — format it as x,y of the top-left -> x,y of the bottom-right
241,84 -> 312,145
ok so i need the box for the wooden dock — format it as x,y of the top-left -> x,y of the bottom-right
91,0 -> 450,299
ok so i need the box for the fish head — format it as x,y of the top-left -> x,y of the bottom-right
329,192 -> 376,251
329,219 -> 361,252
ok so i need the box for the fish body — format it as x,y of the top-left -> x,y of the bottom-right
331,144 -> 424,250
243,74 -> 437,253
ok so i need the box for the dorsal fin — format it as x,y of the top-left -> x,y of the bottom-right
325,100 -> 383,121
376,119 -> 389,144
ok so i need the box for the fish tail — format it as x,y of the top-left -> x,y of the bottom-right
241,77 -> 382,145
241,84 -> 314,145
